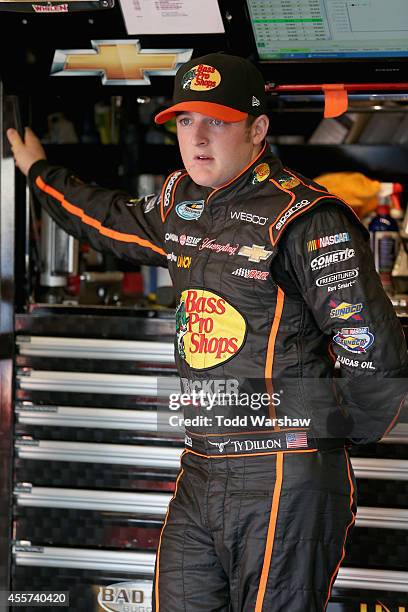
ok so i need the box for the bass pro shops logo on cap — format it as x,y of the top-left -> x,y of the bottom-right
175,289 -> 247,370
181,64 -> 221,91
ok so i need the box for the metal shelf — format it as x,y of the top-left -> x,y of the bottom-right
16,336 -> 175,363
15,440 -> 182,468
17,370 -> 179,396
15,404 -> 161,431
13,545 -> 156,573
351,458 -> 408,480
355,506 -> 408,530
12,545 -> 408,593
14,486 -> 171,514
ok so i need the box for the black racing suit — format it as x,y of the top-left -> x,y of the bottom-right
28,142 -> 407,611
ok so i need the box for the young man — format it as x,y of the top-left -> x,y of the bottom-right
8,53 -> 407,611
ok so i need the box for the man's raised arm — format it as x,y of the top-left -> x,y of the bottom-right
7,127 -> 167,267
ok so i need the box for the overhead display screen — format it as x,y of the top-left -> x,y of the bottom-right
246,0 -> 408,60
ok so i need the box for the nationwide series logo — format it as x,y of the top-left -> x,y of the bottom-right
333,327 -> 374,354
307,232 -> 350,252
176,200 -> 205,221
310,248 -> 355,271
181,64 -> 221,91
176,289 -> 247,370
329,300 -> 363,321
98,581 -> 152,612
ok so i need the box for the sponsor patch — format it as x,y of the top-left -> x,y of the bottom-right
231,210 -> 268,225
275,199 -> 311,231
329,301 -> 363,321
181,64 -> 221,91
333,327 -> 374,354
177,255 -> 192,269
166,252 -> 177,262
311,248 -> 355,271
176,289 -> 247,370
278,174 -> 300,190
176,200 -> 205,221
164,171 -> 183,208
238,244 -> 273,263
165,232 -> 179,243
179,234 -> 201,247
307,232 -> 350,252
232,268 -> 269,281
33,3 -> 68,11
337,355 -> 376,370
316,268 -> 359,288
199,238 -> 239,256
252,163 -> 270,184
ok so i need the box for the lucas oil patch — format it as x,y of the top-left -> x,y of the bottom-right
175,289 -> 247,370
181,64 -> 221,91
252,163 -> 270,184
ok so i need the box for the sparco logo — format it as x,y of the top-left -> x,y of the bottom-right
231,211 -> 268,225
315,268 -> 359,287
163,171 -> 182,208
209,439 -> 231,453
275,199 -> 310,231
98,581 -> 152,612
311,248 -> 355,271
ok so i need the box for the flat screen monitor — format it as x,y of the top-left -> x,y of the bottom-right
246,0 -> 408,62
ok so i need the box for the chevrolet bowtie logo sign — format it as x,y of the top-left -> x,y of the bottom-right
238,244 -> 273,263
51,40 -> 193,85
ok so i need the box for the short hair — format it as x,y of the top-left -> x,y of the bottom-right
246,115 -> 257,128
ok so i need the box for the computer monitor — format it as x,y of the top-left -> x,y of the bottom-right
247,0 -> 408,61
220,0 -> 408,85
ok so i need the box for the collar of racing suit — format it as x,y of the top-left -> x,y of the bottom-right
182,141 -> 285,208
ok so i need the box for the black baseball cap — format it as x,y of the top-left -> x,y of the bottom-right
154,52 -> 267,124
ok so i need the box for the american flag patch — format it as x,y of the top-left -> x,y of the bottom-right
286,432 -> 308,449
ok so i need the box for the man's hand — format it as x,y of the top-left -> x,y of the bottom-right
6,127 -> 46,177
